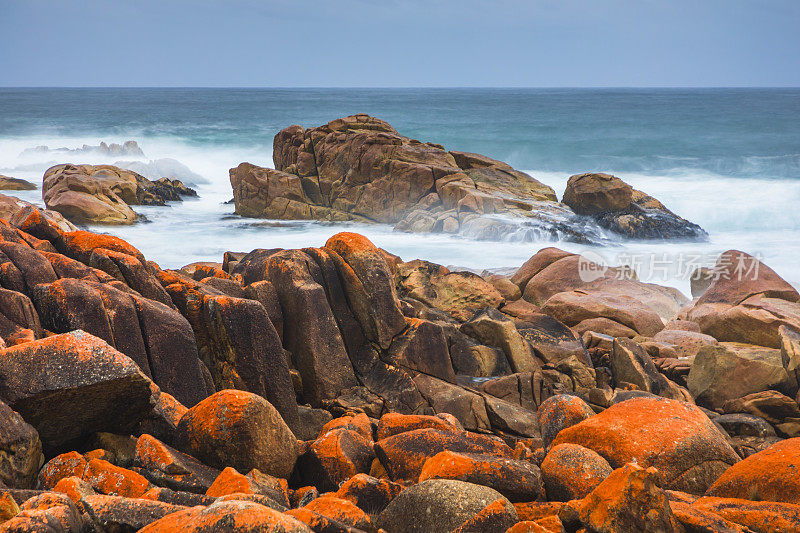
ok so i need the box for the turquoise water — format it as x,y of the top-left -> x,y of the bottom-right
1,88 -> 798,294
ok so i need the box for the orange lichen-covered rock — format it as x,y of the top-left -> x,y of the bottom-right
374,428 -> 514,482
133,432 -> 220,494
82,458 -> 150,498
285,507 -> 359,533
419,451 -> 544,502
205,467 -> 289,507
11,492 -> 84,532
319,412 -> 373,441
692,496 -> 800,532
59,230 -> 146,264
540,443 -> 612,501
0,331 -> 153,451
324,232 -> 406,350
301,494 -> 372,530
450,497 -> 518,533
139,500 -> 313,532
80,494 -> 186,532
536,394 -> 595,449
174,389 -> 300,479
375,412 -> 459,440
377,479 -> 517,533
52,475 -> 95,502
335,473 -> 403,515
705,437 -> 800,504
206,467 -> 254,498
512,501 -> 564,522
296,428 -> 375,492
579,463 -> 681,533
37,451 -> 88,490
670,501 -> 750,533
0,491 -> 19,523
506,521 -> 553,533
551,397 -> 740,493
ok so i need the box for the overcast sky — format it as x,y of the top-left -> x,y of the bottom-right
1,0 -> 799,87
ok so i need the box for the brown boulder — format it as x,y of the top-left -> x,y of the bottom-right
0,400 -> 42,489
0,331 -> 153,451
0,175 -> 36,191
43,164 -> 138,224
687,342 -> 793,410
562,173 -> 633,215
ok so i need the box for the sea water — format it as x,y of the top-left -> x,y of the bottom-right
1,88 -> 798,296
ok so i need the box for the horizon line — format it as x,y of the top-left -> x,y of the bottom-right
1,85 -> 800,90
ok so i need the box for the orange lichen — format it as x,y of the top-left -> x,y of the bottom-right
37,451 -> 88,490
53,475 -> 96,502
206,467 -> 253,498
82,458 -> 149,498
319,412 -> 372,441
375,412 -> 458,440
705,437 -> 800,504
301,494 -> 371,529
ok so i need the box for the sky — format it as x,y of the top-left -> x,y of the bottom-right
1,0 -> 799,87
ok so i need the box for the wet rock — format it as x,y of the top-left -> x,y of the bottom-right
376,479 -> 517,533
552,397 -> 740,493
174,390 -> 300,479
0,331 -> 152,451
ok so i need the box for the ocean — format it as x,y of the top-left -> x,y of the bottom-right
1,87 -> 798,295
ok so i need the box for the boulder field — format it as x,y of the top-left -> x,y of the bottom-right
230,113 -> 706,243
0,204 -> 799,531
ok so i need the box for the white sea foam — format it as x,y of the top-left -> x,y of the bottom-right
2,134 -> 798,297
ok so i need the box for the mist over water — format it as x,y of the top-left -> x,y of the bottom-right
1,88 -> 798,296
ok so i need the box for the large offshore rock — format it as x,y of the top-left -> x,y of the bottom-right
0,331 -> 153,450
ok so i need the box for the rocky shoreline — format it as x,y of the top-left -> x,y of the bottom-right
0,195 -> 797,531
0,116 -> 797,532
